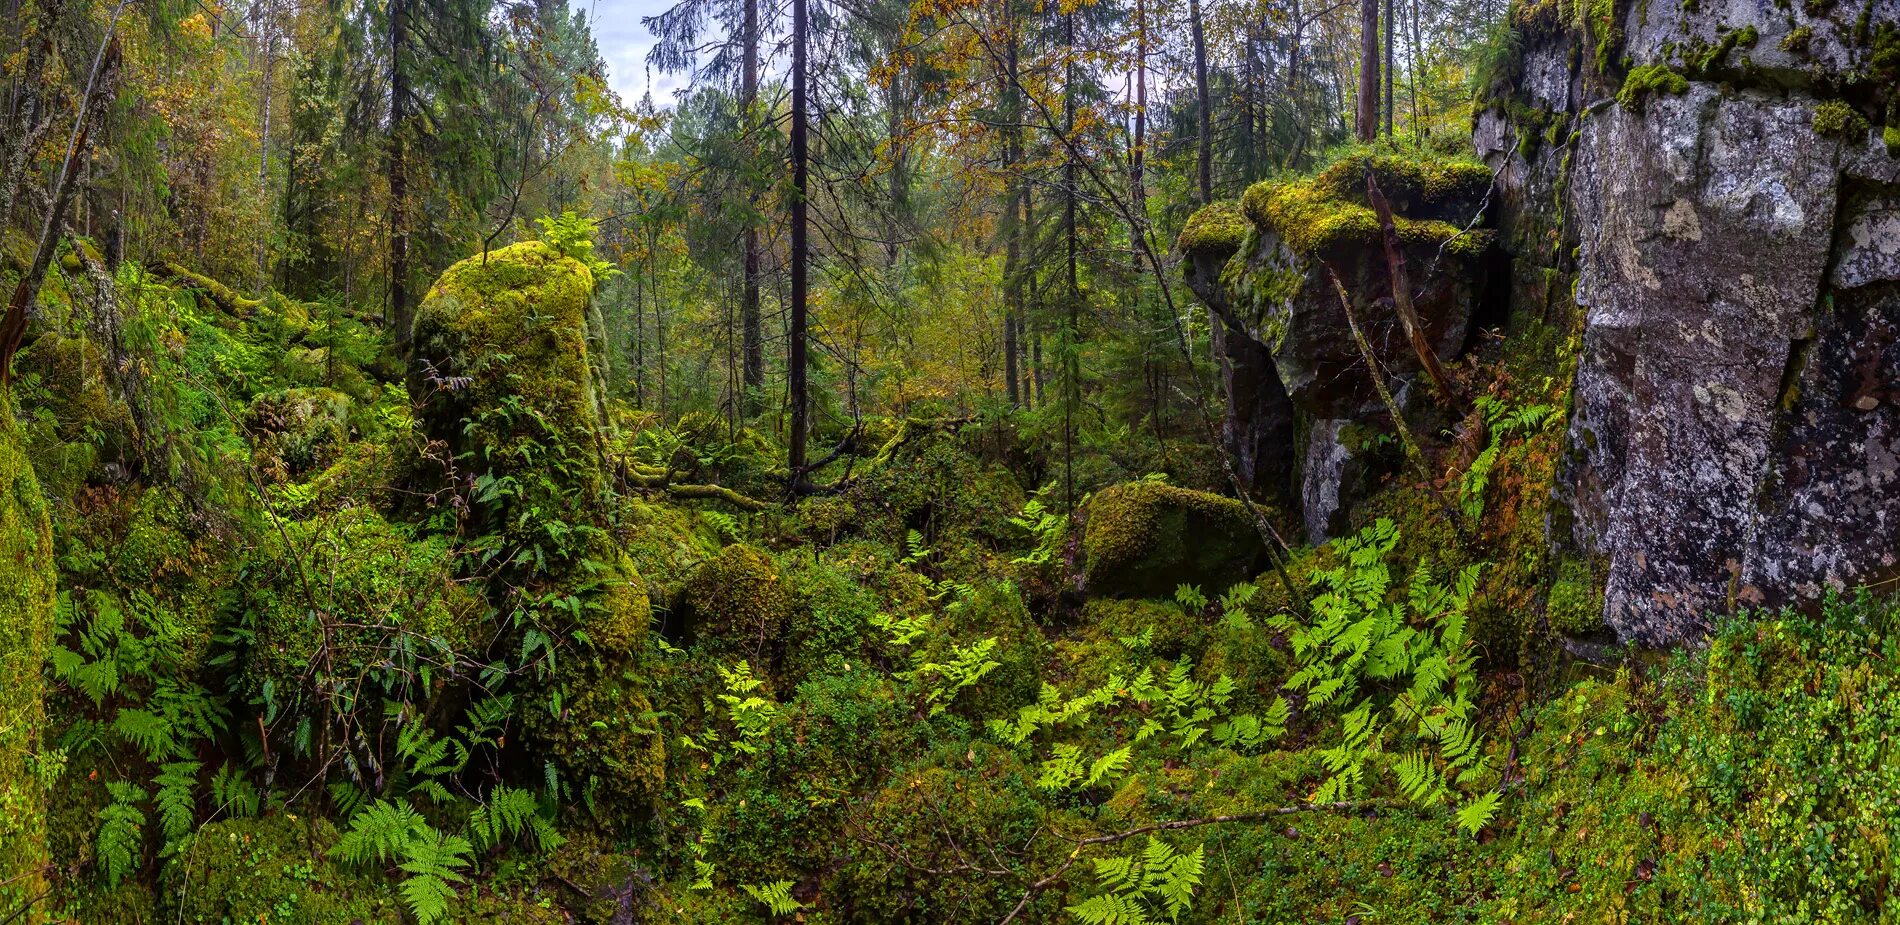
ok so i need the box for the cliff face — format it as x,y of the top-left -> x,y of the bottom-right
1483,0 -> 1900,644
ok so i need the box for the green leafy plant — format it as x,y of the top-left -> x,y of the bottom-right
535,211 -> 620,281
1067,838 -> 1206,924
95,781 -> 147,887
1273,519 -> 1495,829
742,879 -> 809,916
333,799 -> 473,925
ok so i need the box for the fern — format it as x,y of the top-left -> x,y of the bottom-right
335,799 -> 428,866
154,761 -> 200,856
210,763 -> 259,819
1457,789 -> 1504,834
469,785 -> 562,852
95,781 -> 146,887
1067,838 -> 1204,924
396,827 -> 473,925
742,879 -> 808,916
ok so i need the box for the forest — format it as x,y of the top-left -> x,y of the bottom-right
1,0 -> 1898,919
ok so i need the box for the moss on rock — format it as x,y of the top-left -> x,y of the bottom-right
675,543 -> 791,653
0,391 -> 56,914
1813,99 -> 1871,139
1177,200 -> 1249,256
409,241 -> 608,541
1239,150 -> 1495,259
1082,481 -> 1263,599
1615,64 -> 1688,110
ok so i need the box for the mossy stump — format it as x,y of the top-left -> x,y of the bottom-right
1082,481 -> 1264,600
408,241 -> 608,518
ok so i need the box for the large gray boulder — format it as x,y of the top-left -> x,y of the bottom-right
1485,0 -> 1900,644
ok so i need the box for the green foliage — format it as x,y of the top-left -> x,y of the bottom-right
535,211 -> 619,282
1813,100 -> 1872,140
1276,520 -> 1494,819
95,781 -> 147,888
741,879 -> 808,916
1068,838 -> 1206,924
333,799 -> 473,924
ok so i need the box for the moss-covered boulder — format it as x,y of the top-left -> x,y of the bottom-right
0,392 -> 56,914
1231,150 -> 1495,417
248,387 -> 351,482
1082,481 -> 1264,599
672,543 -> 791,654
408,241 -> 609,539
525,659 -> 667,832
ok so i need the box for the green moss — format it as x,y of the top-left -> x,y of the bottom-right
409,241 -> 608,557
239,507 -> 481,722
1813,99 -> 1872,139
526,658 -> 668,832
1177,200 -> 1249,256
1546,555 -> 1606,635
0,390 -> 56,914
1082,481 -> 1263,599
249,387 -> 352,481
677,543 -> 791,654
1615,64 -> 1689,109
165,814 -> 404,923
1886,124 -> 1900,155
1780,24 -> 1814,53
1238,150 -> 1494,260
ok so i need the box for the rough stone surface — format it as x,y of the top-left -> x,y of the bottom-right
1182,239 -> 1297,501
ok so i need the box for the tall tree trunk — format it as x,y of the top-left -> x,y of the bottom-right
1382,0 -> 1395,137
1408,0 -> 1424,141
1188,0 -> 1212,203
1131,0 -> 1148,227
388,0 -> 413,347
740,0 -> 762,409
1355,0 -> 1379,143
787,0 -> 809,484
1002,20 -> 1022,408
1063,10 -> 1080,514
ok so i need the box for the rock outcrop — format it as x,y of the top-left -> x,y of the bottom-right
1482,0 -> 1900,643
1179,153 -> 1499,540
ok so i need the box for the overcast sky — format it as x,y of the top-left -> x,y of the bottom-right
573,0 -> 695,107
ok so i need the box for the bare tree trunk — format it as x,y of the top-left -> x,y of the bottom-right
388,0 -> 413,347
0,0 -> 65,240
1365,174 -> 1458,405
1063,10 -> 1080,514
740,0 -> 762,410
1356,0 -> 1378,143
1382,0 -> 1395,138
787,0 -> 809,485
1002,20 -> 1022,407
1188,0 -> 1212,203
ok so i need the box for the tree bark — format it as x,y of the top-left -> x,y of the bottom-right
1002,19 -> 1022,407
740,0 -> 762,409
1365,174 -> 1458,405
1188,0 -> 1212,203
1355,0 -> 1379,143
1382,0 -> 1395,138
787,0 -> 810,485
388,0 -> 413,348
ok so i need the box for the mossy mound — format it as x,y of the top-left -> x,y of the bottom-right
525,660 -> 667,832
674,543 -> 791,655
248,386 -> 352,482
1239,150 -> 1495,259
0,392 -> 56,912
164,815 -> 400,923
1082,481 -> 1263,599
237,507 -> 482,726
408,240 -> 608,532
1177,199 -> 1249,256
